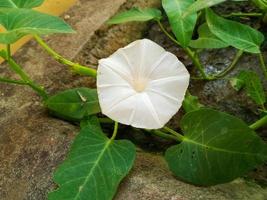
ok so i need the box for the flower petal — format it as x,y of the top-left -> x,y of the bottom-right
121,39 -> 166,79
97,39 -> 190,129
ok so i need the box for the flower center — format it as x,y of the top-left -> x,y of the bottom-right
132,78 -> 148,93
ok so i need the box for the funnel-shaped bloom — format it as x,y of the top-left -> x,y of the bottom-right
97,39 -> 190,129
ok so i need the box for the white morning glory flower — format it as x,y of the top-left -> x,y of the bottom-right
97,39 -> 190,129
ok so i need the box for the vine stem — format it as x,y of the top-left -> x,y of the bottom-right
110,121 -> 119,141
258,53 -> 267,79
34,35 -> 97,78
0,77 -> 27,85
185,48 -> 210,80
156,20 -> 210,80
157,117 -> 267,140
7,44 -> 11,60
250,115 -> 267,130
163,126 -> 185,142
222,12 -> 263,18
150,130 -> 181,142
211,50 -> 244,79
150,118 -> 267,141
0,51 -> 48,100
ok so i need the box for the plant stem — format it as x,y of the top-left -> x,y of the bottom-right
34,35 -> 97,78
212,50 -> 244,79
0,77 -> 27,85
156,20 -> 209,80
163,126 -> 185,142
110,121 -> 119,141
263,13 -> 267,23
98,118 -> 114,124
249,115 -> 267,130
184,47 -> 210,80
156,20 -> 181,46
7,44 -> 11,60
258,53 -> 267,79
150,130 -> 181,142
0,51 -> 48,100
222,12 -> 263,18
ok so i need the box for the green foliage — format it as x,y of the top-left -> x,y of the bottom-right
182,93 -> 204,113
189,23 -> 229,49
0,0 -> 44,8
162,0 -> 197,47
165,108 -> 267,186
231,71 -> 266,106
183,0 -> 227,17
206,8 -> 265,53
230,77 -> 245,91
45,88 -> 100,121
0,8 -> 74,44
0,0 -> 266,196
252,0 -> 267,11
107,8 -> 162,24
48,118 -> 136,200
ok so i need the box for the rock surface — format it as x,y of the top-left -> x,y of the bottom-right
116,152 -> 267,200
0,0 -> 266,200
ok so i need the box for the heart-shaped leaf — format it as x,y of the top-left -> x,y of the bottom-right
45,88 -> 100,121
206,8 -> 264,53
107,8 -> 162,24
0,8 -> 74,44
165,108 -> 267,186
232,71 -> 266,106
183,0 -> 227,17
189,23 -> 229,49
0,0 -> 44,8
162,0 -> 197,47
182,93 -> 204,113
49,118 -> 136,200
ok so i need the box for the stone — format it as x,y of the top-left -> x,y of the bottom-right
116,152 -> 267,200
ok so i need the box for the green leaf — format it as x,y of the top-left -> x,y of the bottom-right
0,0 -> 44,8
183,0 -> 227,17
189,23 -> 229,49
45,88 -> 101,121
182,93 -> 204,113
233,70 -> 266,106
107,8 -> 162,24
165,108 -> 267,186
0,8 -> 74,44
206,8 -> 265,53
49,119 -> 136,200
252,0 -> 267,11
162,0 -> 197,47
80,116 -> 102,129
230,69 -> 253,92
230,77 -> 245,91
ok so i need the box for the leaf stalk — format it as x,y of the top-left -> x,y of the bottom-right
222,12 -> 263,18
150,130 -> 181,142
0,51 -> 48,100
110,121 -> 119,141
156,20 -> 210,80
210,50 -> 244,79
7,44 -> 11,60
163,126 -> 185,142
0,77 -> 27,85
34,35 -> 97,78
258,53 -> 267,79
250,115 -> 267,130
